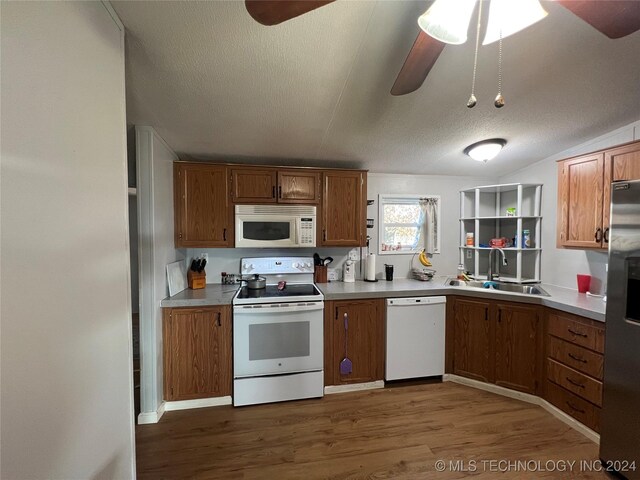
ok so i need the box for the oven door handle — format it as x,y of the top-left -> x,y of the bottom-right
234,302 -> 324,314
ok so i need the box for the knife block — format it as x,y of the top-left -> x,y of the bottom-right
314,265 -> 327,283
188,270 -> 206,289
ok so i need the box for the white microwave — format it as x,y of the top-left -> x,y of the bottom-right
235,205 -> 316,248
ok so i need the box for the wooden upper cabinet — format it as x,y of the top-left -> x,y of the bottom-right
557,140 -> 640,250
231,167 -> 277,203
602,141 -> 640,245
557,153 -> 605,248
277,170 -> 320,204
174,163 -> 232,247
163,306 -> 232,401
453,298 -> 492,383
494,303 -> 542,395
231,167 -> 321,204
321,171 -> 366,247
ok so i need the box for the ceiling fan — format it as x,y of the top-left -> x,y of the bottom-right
245,0 -> 640,96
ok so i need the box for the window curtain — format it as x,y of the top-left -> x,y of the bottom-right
419,197 -> 438,255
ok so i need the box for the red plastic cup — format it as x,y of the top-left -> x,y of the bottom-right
577,274 -> 591,293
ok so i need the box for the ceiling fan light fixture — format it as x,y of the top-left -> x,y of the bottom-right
418,0 -> 477,45
464,138 -> 507,162
483,0 -> 548,45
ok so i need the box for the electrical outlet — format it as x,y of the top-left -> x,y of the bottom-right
466,250 -> 473,259
348,249 -> 359,261
200,253 -> 209,262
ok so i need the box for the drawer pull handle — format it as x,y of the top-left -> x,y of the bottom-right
566,401 -> 586,414
566,377 -> 585,389
568,353 -> 587,363
567,328 -> 588,338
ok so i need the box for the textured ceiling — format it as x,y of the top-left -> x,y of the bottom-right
112,0 -> 640,176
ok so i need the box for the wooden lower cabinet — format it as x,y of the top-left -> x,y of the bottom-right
545,380 -> 601,432
494,302 -> 543,395
451,297 -> 543,395
453,298 -> 492,383
324,298 -> 384,386
544,309 -> 605,432
163,306 -> 232,401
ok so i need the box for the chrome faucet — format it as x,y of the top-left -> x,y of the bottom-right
487,247 -> 507,281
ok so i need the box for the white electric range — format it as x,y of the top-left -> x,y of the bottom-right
232,257 -> 324,406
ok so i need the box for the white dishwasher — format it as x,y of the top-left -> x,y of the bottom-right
385,296 -> 446,381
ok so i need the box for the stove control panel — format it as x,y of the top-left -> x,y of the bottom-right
240,257 -> 315,275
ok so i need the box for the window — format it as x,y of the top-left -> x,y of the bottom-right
378,194 -> 440,255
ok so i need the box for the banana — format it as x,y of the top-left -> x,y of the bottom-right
418,249 -> 432,267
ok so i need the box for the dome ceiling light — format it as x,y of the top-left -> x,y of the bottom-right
464,139 -> 507,163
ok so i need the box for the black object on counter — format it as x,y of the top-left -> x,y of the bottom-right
385,264 -> 394,281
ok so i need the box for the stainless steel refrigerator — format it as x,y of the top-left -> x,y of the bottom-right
600,179 -> 640,479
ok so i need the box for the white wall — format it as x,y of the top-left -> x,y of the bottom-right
135,126 -> 181,423
499,120 -> 640,293
188,172 -> 496,282
1,2 -> 135,479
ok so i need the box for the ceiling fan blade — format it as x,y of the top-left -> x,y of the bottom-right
245,0 -> 335,26
556,0 -> 640,39
391,31 -> 446,96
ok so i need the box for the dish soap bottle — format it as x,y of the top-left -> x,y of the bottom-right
457,264 -> 465,280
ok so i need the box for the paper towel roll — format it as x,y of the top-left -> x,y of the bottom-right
365,253 -> 376,281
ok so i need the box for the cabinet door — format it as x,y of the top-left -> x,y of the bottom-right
602,141 -> 640,246
494,303 -> 542,395
277,170 -> 321,204
557,153 -> 605,248
231,167 -> 277,203
163,307 -> 232,401
174,163 -> 232,247
321,171 -> 365,246
453,298 -> 492,383
331,299 -> 383,385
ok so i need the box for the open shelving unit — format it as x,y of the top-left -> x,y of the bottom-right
460,183 -> 543,283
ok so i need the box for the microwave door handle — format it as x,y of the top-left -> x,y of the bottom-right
295,218 -> 300,244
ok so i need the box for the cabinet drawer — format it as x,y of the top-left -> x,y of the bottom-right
547,358 -> 602,406
546,380 -> 601,432
547,313 -> 604,353
547,336 -> 604,380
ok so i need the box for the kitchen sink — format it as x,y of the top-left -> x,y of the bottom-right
448,279 -> 550,296
448,279 -> 486,288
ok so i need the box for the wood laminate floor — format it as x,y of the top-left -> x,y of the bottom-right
136,382 -> 607,479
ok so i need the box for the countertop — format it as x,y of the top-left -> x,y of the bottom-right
161,284 -> 239,308
161,277 -> 606,322
317,277 -> 606,322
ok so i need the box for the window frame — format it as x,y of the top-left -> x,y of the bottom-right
377,193 -> 441,256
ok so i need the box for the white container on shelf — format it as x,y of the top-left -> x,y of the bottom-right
459,183 -> 542,284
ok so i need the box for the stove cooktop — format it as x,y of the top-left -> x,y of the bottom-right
234,283 -> 324,304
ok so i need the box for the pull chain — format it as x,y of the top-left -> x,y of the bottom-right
467,0 -> 483,108
494,30 -> 505,108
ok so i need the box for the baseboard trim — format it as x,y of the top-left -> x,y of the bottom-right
538,399 -> 600,444
324,380 -> 385,395
137,401 -> 166,425
443,374 -> 599,444
164,396 -> 232,412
